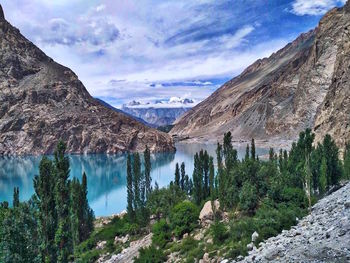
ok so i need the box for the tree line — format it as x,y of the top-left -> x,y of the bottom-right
0,142 -> 94,263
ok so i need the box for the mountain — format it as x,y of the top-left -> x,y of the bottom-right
122,98 -> 194,127
94,98 -> 155,128
0,5 -> 174,155
171,2 -> 350,149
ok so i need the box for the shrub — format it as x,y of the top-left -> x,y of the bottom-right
134,246 -> 167,263
152,219 -> 171,248
169,201 -> 199,237
211,221 -> 228,243
239,182 -> 258,212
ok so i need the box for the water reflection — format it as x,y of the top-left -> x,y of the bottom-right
0,143 -> 269,216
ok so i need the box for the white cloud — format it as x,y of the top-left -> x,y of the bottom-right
291,0 -> 346,16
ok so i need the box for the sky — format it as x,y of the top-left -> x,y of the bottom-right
2,0 -> 347,108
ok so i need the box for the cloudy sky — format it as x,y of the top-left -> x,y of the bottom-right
2,0 -> 347,107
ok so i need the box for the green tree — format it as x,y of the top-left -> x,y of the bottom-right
174,163 -> 180,187
344,142 -> 350,179
319,156 -> 327,195
54,141 -> 72,263
323,134 -> 342,187
209,156 -> 215,199
192,153 -> 202,205
180,162 -> 186,191
239,182 -> 258,213
251,138 -> 256,161
13,187 -> 19,208
169,201 -> 199,237
34,156 -> 57,262
152,219 -> 171,248
144,146 -> 152,198
127,154 -> 135,221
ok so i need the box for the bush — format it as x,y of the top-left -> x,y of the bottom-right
211,221 -> 228,243
169,201 -> 199,237
134,246 -> 167,263
280,187 -> 307,208
152,219 -> 171,248
239,182 -> 258,212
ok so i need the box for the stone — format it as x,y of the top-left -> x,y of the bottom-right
96,240 -> 107,250
251,231 -> 259,242
183,233 -> 189,239
246,243 -> 254,251
199,200 -> 220,224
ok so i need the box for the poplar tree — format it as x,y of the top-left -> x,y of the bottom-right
180,162 -> 186,191
174,163 -> 180,187
344,142 -> 350,179
251,138 -> 256,161
144,146 -> 152,198
34,156 -> 57,262
54,141 -> 72,263
209,157 -> 215,198
192,153 -> 202,204
13,187 -> 19,208
127,154 -> 135,221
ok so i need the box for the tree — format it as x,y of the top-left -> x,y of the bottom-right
192,153 -> 202,205
209,157 -> 215,199
239,182 -> 258,213
54,141 -> 72,263
133,153 -> 142,214
322,134 -> 342,187
343,142 -> 350,179
203,151 -> 210,199
169,201 -> 199,237
174,163 -> 180,187
13,187 -> 19,208
180,162 -> 186,191
34,156 -> 57,262
251,138 -> 256,161
319,156 -> 327,195
144,146 -> 152,198
127,154 -> 135,221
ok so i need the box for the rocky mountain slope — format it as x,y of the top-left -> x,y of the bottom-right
0,5 -> 174,155
238,183 -> 350,263
171,1 -> 350,149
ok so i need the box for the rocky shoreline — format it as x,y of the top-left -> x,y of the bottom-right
236,182 -> 350,263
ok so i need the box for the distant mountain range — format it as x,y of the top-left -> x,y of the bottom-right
0,5 -> 174,155
121,98 -> 195,127
171,3 -> 350,149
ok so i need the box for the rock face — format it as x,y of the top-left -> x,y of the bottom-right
171,3 -> 350,149
240,183 -> 350,262
122,106 -> 190,127
0,5 -> 174,155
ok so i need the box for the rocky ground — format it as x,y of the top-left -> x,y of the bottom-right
235,183 -> 350,263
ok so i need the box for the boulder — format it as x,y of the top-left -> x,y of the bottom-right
199,200 -> 220,224
252,231 -> 259,243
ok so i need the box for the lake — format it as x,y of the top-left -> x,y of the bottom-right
0,143 -> 269,216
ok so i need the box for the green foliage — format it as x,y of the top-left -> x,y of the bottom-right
170,201 -> 199,237
144,146 -> 152,198
147,184 -> 186,220
211,221 -> 228,243
344,142 -> 350,179
175,163 -> 180,187
239,182 -> 258,212
0,202 -> 40,263
134,246 -> 167,263
152,219 -> 171,248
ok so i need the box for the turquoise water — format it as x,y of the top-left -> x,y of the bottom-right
0,143 -> 269,216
